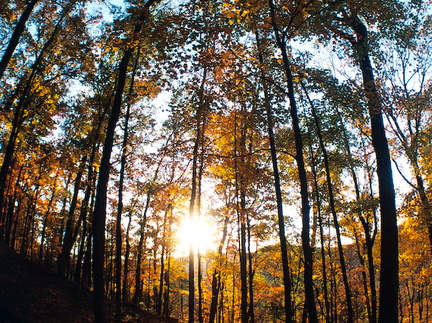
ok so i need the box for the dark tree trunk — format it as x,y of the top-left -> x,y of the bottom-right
133,226 -> 144,304
157,210 -> 168,316
197,110 -> 206,323
0,0 -> 39,80
160,205 -> 174,317
75,97 -> 104,289
188,100 -> 199,323
336,105 -> 378,323
92,2 -> 156,320
122,212 -> 132,303
256,29 -> 294,323
133,194 -> 150,305
197,251 -> 203,323
82,231 -> 93,290
39,180 -> 57,263
188,65 -> 208,323
115,42 -> 140,321
92,47 -> 132,323
114,49 -> 137,322
304,84 -> 354,323
208,204 -> 229,323
309,144 -> 331,323
0,99 -> 25,230
4,165 -> 23,246
247,214 -> 255,323
74,212 -> 88,289
267,3 -> 318,320
163,250 -> 171,317
239,168 -> 248,323
20,183 -> 40,257
74,174 -> 95,288
233,110 -> 249,323
114,123 -> 126,322
282,45 -> 318,323
58,156 -> 86,277
75,147 -> 98,289
348,16 -> 398,323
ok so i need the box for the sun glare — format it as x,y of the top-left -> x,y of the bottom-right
175,216 -> 217,257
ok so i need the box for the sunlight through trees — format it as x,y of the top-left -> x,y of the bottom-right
0,0 -> 431,322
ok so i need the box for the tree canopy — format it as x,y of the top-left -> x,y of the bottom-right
0,0 -> 431,322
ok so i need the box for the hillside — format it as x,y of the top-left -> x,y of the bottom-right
0,244 -> 177,323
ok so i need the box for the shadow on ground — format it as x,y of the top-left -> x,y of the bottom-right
0,244 -> 178,323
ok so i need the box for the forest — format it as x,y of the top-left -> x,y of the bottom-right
0,0 -> 431,322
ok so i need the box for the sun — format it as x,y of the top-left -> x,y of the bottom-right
175,216 -> 217,257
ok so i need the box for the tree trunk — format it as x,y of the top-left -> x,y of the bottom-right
122,211 -> 132,303
256,29 -> 294,323
348,16 -> 398,323
309,143 -> 331,323
304,83 -> 354,323
233,110 -> 249,323
132,149 -> 168,306
209,203 -> 229,323
0,0 -> 39,80
157,210 -> 168,315
4,165 -> 23,246
163,249 -> 171,317
336,105 -> 378,323
114,117 -> 126,322
92,3 -> 157,320
267,3 -> 318,320
39,179 -> 57,263
133,194 -> 150,305
188,65 -> 208,323
114,45 -> 138,321
92,46 -> 132,323
197,108 -> 206,323
74,171 -> 96,288
0,97 -> 26,228
58,156 -> 87,277
247,214 -> 255,323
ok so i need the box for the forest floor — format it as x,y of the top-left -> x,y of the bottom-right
0,243 -> 178,323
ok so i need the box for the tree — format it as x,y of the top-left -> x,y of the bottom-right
0,0 -> 39,80
268,1 -> 318,321
381,6 -> 432,253
338,15 -> 398,323
2,0 -> 432,322
302,82 -> 355,323
92,1 -> 159,321
316,2 -> 402,320
256,30 -> 294,323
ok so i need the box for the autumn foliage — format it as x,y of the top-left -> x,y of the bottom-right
0,0 -> 431,322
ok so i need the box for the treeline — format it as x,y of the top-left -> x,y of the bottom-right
0,0 -> 431,322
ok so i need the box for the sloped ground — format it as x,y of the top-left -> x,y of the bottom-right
0,244 -> 177,323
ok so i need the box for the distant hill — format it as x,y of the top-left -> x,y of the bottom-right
0,244 -> 177,323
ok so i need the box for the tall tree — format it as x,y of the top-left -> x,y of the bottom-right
91,1 -> 158,321
256,30 -> 294,323
303,82 -> 355,323
268,1 -> 318,321
331,13 -> 398,323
